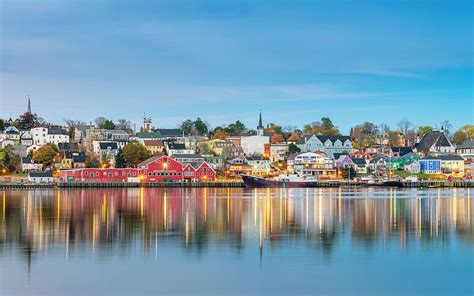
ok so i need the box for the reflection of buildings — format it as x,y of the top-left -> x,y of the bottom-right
0,188 -> 472,262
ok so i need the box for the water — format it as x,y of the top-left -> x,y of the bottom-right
0,188 -> 472,295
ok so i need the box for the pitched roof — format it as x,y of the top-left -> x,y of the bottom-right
167,142 -> 186,150
415,131 -> 453,153
172,153 -> 203,159
137,156 -> 163,167
107,129 -> 129,135
438,155 -> 464,161
351,158 -> 367,166
29,172 -> 53,178
315,135 -> 351,143
21,156 -> 33,164
457,140 -> 474,149
48,127 -> 68,135
65,151 -> 86,162
246,156 -> 269,161
143,140 -> 164,146
99,142 -> 118,150
135,132 -> 162,139
155,128 -> 182,137
391,146 -> 413,156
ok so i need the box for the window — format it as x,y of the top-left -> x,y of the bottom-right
148,172 -> 152,176
90,173 -> 94,177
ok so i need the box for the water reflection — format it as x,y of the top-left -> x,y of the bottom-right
1,188 -> 472,262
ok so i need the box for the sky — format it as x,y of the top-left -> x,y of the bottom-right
1,0 -> 473,134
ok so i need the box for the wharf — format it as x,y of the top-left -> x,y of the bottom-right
0,181 -> 472,189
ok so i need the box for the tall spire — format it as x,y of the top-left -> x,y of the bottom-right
257,110 -> 264,136
27,95 -> 31,113
257,110 -> 263,129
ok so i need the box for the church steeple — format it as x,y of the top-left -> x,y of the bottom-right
257,111 -> 264,136
27,95 -> 31,113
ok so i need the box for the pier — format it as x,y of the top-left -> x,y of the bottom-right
0,180 -> 472,189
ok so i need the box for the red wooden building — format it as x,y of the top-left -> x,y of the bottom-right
137,155 -> 183,182
60,168 -> 140,183
182,162 -> 216,182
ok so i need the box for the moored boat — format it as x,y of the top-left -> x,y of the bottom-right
241,174 -> 319,188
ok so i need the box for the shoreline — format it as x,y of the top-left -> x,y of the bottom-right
0,180 -> 472,189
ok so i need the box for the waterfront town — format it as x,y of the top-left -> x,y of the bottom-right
0,98 -> 473,185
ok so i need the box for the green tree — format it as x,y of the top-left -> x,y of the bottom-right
193,117 -> 208,136
121,142 -> 152,167
321,117 -> 334,130
180,119 -> 194,135
32,144 -> 58,166
0,149 -> 10,168
101,154 -> 111,168
115,148 -> 126,168
288,143 -> 301,155
417,126 -> 433,138
103,119 -> 115,130
0,119 -> 5,132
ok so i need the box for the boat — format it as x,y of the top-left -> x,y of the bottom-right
241,174 -> 319,188
372,180 -> 404,188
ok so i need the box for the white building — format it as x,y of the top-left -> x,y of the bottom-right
31,127 -> 70,146
241,135 -> 270,156
21,157 -> 43,172
287,152 -> 336,178
296,135 -> 353,158
28,172 -> 54,183
270,143 -> 289,162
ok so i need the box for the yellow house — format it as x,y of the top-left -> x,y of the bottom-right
440,155 -> 465,177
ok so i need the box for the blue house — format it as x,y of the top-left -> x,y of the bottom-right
419,158 -> 441,174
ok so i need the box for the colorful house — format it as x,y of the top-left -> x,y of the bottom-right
137,155 -> 183,182
59,168 -> 140,183
419,158 -> 441,174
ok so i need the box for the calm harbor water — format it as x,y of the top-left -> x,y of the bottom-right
0,188 -> 472,295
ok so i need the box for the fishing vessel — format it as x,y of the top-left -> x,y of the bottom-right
241,174 -> 319,188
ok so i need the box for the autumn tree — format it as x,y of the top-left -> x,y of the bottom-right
121,142 -> 152,167
453,130 -> 468,145
0,149 -> 10,168
85,154 -> 100,168
15,112 -> 41,129
303,117 -> 340,136
287,133 -> 300,143
397,118 -> 414,146
32,144 -> 59,166
271,133 -> 285,144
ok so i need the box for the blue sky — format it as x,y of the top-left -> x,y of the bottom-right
1,0 -> 472,133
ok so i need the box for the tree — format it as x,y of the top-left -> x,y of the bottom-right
64,119 -> 86,139
228,120 -> 246,135
271,133 -> 285,144
397,118 -> 413,146
193,118 -> 209,135
115,148 -> 125,168
15,112 -> 40,129
283,125 -> 298,134
287,133 -> 300,142
0,149 -> 10,168
387,131 -> 401,147
0,119 -> 5,132
85,154 -> 100,168
94,117 -> 107,128
101,154 -> 111,168
288,143 -> 300,155
116,119 -> 133,133
265,123 -> 283,134
440,120 -> 452,136
103,119 -> 115,130
321,117 -> 334,130
3,146 -> 21,172
212,127 -> 230,139
417,126 -> 433,138
303,118 -> 340,136
180,119 -> 194,135
121,142 -> 152,167
453,130 -> 468,145
32,144 -> 58,166
460,125 -> 474,139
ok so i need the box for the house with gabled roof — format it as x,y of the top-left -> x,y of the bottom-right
415,131 -> 455,156
296,135 -> 353,157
